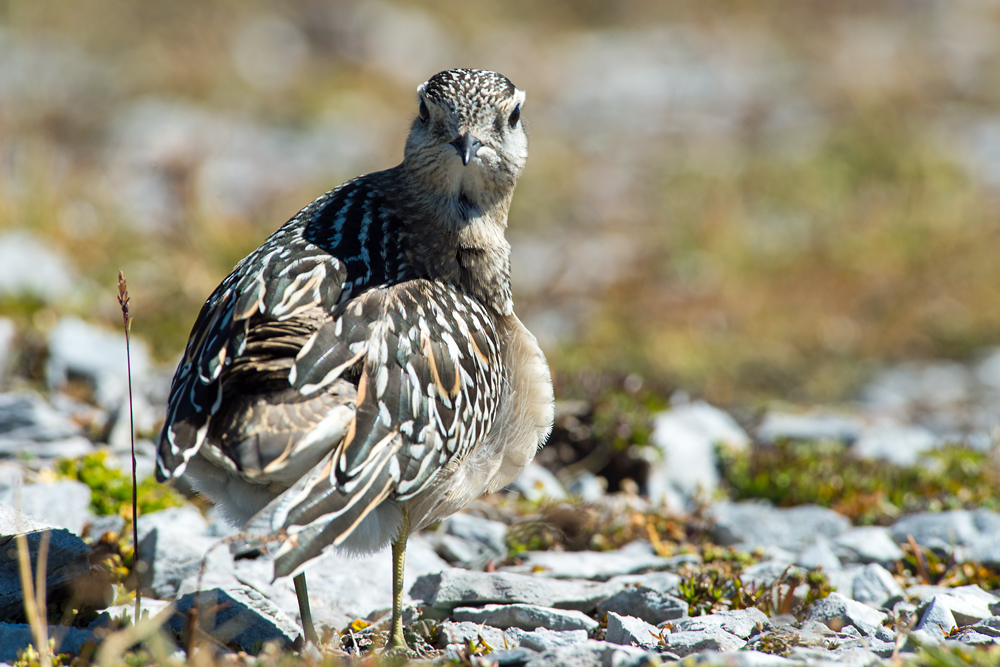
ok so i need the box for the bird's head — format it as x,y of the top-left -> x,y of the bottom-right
404,69 -> 527,211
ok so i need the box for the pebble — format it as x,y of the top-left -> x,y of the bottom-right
605,611 -> 660,649
0,318 -> 14,379
1,480 -> 92,535
830,563 -> 904,608
46,316 -> 152,409
518,628 -> 590,651
522,641 -> 652,667
0,391 -> 94,460
507,462 -> 568,502
670,608 -> 771,640
452,603 -> 599,632
596,585 -> 688,624
757,410 -> 864,444
851,423 -> 939,465
0,623 -> 99,662
660,627 -> 746,656
437,620 -> 512,649
0,505 -> 92,620
647,400 -> 750,504
711,501 -> 850,551
0,231 -> 77,303
913,596 -> 958,639
135,505 -> 233,599
890,509 -> 984,550
504,541 -> 676,580
166,587 -> 297,652
804,592 -> 888,637
410,569 -> 612,616
832,526 -> 905,565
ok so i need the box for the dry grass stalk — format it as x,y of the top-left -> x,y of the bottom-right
118,269 -> 141,621
16,530 -> 53,667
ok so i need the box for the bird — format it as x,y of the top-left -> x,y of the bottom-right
155,68 -> 555,650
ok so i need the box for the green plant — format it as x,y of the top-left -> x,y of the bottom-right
55,450 -> 183,518
719,440 -> 1000,524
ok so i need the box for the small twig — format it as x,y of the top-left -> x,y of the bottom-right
118,269 -> 141,620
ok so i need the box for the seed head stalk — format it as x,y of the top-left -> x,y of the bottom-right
117,270 -> 141,621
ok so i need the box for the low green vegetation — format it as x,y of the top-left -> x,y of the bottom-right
56,450 -> 184,518
719,440 -> 1000,525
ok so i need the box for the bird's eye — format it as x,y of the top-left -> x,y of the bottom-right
508,104 -> 520,128
419,99 -> 429,122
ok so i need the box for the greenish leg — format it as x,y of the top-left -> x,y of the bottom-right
389,505 -> 411,650
293,572 -> 319,645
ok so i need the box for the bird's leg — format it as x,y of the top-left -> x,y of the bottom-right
389,505 -> 411,650
293,572 -> 319,645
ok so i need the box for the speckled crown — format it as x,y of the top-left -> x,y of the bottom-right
420,69 -> 516,106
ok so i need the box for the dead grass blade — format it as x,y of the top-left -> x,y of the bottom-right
16,530 -> 52,667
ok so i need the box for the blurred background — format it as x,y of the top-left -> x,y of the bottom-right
3,0 -> 1000,410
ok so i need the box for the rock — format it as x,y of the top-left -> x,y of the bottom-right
852,424 -> 939,466
411,570 -> 613,617
46,317 -> 152,409
0,504 -> 92,620
795,537 -> 841,572
0,623 -> 97,661
429,513 -> 508,567
691,651 -> 802,666
739,560 -> 804,589
166,587 -> 296,652
710,501 -> 850,551
566,471 -> 605,503
0,231 -> 76,303
757,410 -> 863,444
849,564 -> 905,607
605,611 -> 660,649
230,532 -> 448,632
430,533 -> 492,567
0,318 -> 14,379
489,647 -> 540,665
435,620 -> 513,649
952,629 -> 998,645
518,628 -> 589,651
453,603 -> 598,632
136,505 -> 233,599
0,391 -> 94,460
1,481 -> 92,536
660,627 -> 746,656
597,585 -> 688,624
603,571 -> 682,595
913,596 -> 957,640
443,512 -> 507,555
862,361 -> 971,416
890,510 -> 980,550
805,592 -> 888,637
833,526 -> 904,565
670,608 -> 771,640
964,616 -> 1000,638
508,462 -> 567,502
504,541 -> 676,580
924,592 -> 992,626
523,640 -> 653,667
647,401 -> 749,503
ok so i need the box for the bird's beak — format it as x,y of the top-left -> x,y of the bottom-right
450,132 -> 483,166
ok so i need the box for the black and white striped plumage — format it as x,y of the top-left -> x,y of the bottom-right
155,69 -> 554,591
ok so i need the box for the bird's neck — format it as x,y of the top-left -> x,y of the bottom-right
398,171 -> 515,317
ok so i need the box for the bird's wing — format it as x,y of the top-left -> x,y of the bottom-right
156,171 -> 408,481
155,221 -> 350,481
242,279 -> 505,576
